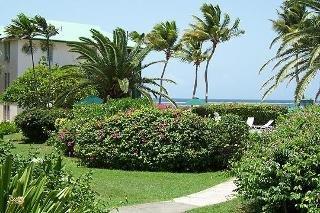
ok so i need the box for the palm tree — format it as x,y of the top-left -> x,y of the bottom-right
5,13 -> 37,71
177,36 -> 207,99
188,4 -> 244,102
65,28 -> 176,105
260,1 -> 307,100
145,21 -> 179,104
34,15 -> 59,70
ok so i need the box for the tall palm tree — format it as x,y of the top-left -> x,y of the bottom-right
177,36 -> 207,99
188,4 -> 244,102
145,21 -> 179,104
34,15 -> 59,70
5,13 -> 37,71
65,28 -> 176,105
260,1 -> 307,100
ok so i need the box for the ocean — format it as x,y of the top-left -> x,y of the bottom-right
163,98 -> 296,108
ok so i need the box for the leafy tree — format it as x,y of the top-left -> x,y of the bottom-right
67,28 -> 176,105
260,1 -> 307,100
5,13 -> 37,72
34,15 -> 59,70
145,21 -> 179,104
1,65 -> 96,109
188,4 -> 244,102
177,36 -> 207,99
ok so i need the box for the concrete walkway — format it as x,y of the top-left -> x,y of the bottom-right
112,179 -> 237,213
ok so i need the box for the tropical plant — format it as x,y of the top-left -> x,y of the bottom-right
1,65 -> 96,109
67,28 -> 176,105
0,155 -> 80,213
145,21 -> 179,104
188,3 -> 244,102
177,36 -> 207,98
260,1 -> 307,101
5,13 -> 37,71
34,15 -> 59,69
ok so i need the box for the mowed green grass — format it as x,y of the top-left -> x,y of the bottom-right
188,198 -> 243,213
5,133 -> 231,208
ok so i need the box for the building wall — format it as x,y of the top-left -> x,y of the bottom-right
0,39 -> 79,121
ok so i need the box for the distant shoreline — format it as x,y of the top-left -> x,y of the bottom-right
160,98 -> 296,107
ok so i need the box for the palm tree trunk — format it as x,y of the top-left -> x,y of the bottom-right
192,64 -> 199,99
204,43 -> 217,103
159,59 -> 169,104
47,37 -> 51,70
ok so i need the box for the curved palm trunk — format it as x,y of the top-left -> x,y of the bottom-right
158,59 -> 169,104
204,43 -> 217,103
192,64 -> 199,99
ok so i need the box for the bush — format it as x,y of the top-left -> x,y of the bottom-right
50,98 -> 152,156
233,106 -> 320,213
0,122 -> 19,138
192,103 -> 288,125
0,140 -> 106,212
69,108 -> 248,172
15,108 -> 69,142
1,65 -> 97,109
72,97 -> 152,121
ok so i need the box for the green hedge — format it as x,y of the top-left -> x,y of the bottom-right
72,98 -> 151,121
15,108 -> 69,142
0,122 -> 19,139
60,108 -> 249,172
233,106 -> 320,212
192,103 -> 288,125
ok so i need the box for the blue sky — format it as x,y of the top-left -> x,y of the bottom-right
1,0 -> 319,100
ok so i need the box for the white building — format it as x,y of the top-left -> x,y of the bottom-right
0,21 -> 107,121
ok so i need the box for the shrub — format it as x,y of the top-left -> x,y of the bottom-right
15,108 -> 69,142
1,65 -> 97,109
233,106 -> 320,212
192,103 -> 288,125
72,98 -> 152,121
0,141 -> 106,212
71,108 -> 248,172
0,122 -> 19,139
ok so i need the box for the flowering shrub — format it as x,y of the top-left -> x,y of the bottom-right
233,106 -> 320,212
71,108 -> 248,172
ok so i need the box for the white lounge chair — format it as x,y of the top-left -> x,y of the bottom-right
214,112 -> 221,121
246,117 -> 254,128
254,120 -> 274,130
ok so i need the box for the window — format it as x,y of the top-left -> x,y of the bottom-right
4,73 -> 10,89
4,41 -> 10,62
3,104 -> 10,121
48,47 -> 53,62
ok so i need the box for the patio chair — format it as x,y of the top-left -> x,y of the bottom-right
213,112 -> 221,121
246,117 -> 254,128
254,120 -> 274,130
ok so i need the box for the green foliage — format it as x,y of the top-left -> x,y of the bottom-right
233,106 -> 320,212
62,108 -> 248,172
192,103 -> 288,125
0,155 -> 80,213
0,122 -> 19,139
1,65 -> 96,109
15,108 -> 69,142
67,28 -> 175,104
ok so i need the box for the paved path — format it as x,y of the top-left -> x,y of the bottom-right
112,179 -> 237,213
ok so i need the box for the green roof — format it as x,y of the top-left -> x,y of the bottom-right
0,20 -> 134,45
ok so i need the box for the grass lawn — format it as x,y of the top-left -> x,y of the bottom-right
5,133 -> 231,208
188,198 -> 243,213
